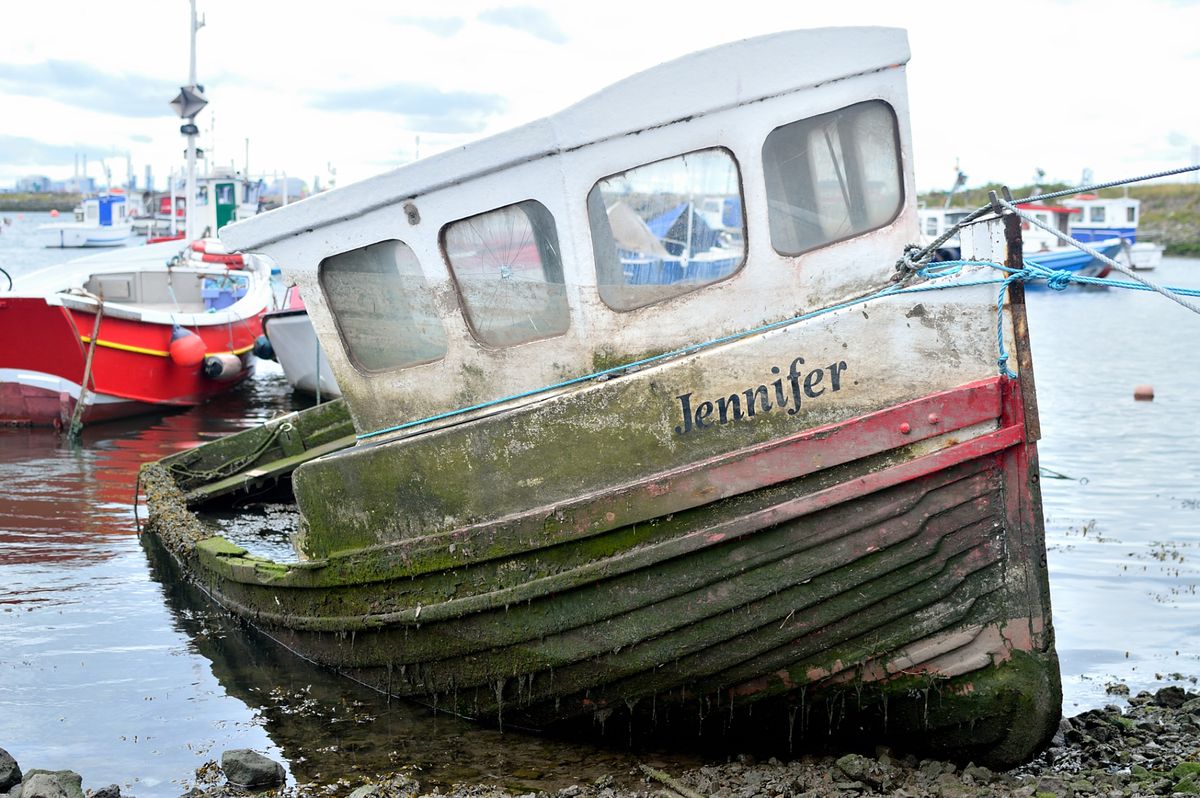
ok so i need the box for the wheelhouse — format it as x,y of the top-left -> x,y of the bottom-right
221,28 -> 916,439
1064,194 -> 1141,243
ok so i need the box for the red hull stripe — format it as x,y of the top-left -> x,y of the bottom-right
360,377 -> 1013,582
210,423 -> 1022,626
462,377 -> 1004,538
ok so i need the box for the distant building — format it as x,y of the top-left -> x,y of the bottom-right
61,176 -> 97,194
260,177 -> 309,206
16,175 -> 53,192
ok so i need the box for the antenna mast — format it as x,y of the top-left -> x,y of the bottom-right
169,0 -> 208,242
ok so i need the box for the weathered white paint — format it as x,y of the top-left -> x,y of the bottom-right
220,28 -> 920,437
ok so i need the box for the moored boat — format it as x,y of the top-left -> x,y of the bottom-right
917,206 -> 972,261
257,285 -> 342,400
132,167 -> 266,239
143,27 -> 1061,766
1065,194 -> 1163,270
0,238 -> 272,428
1009,202 -> 1119,284
37,194 -> 134,248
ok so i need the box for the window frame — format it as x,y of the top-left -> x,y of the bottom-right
587,145 -> 748,313
318,237 -> 449,375
439,198 -> 571,349
762,99 -> 906,258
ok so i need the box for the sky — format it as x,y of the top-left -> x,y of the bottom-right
2,0 -> 1198,195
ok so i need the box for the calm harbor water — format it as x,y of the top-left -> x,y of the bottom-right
1,210 -> 1199,794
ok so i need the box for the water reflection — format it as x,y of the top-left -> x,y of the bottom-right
142,534 -> 684,793
0,369 -> 306,571
0,365 -> 310,795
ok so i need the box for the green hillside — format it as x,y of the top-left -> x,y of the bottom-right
0,193 -> 84,213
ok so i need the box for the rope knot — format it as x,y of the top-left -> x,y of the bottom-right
1045,271 -> 1072,291
894,244 -> 925,278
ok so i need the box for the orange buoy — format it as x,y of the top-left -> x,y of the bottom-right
1133,384 -> 1155,401
168,324 -> 206,367
49,209 -> 60,218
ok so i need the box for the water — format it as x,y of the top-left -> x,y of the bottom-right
1026,267 -> 1200,711
1,209 -> 1199,792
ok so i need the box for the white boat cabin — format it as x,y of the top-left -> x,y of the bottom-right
916,206 -> 971,258
1063,194 -> 1140,243
221,28 -> 919,437
84,195 -> 129,227
161,167 -> 264,235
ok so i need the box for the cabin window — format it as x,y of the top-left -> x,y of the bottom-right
1068,208 -> 1083,224
319,239 -> 447,372
587,148 -> 745,311
924,216 -> 938,235
1126,206 -> 1136,224
442,200 -> 569,347
1090,206 -> 1106,223
762,100 -> 903,255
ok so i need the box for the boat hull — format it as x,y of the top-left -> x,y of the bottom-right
143,280 -> 1060,765
1024,238 -> 1122,285
37,223 -> 133,248
0,297 -> 256,426
262,309 -> 341,398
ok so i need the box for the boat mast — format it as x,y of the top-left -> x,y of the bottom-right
185,0 -> 202,241
169,0 -> 208,242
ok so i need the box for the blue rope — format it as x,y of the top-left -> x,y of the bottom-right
921,259 -> 1200,378
356,261 -> 1200,442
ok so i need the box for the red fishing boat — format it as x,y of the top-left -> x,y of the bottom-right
0,238 -> 273,428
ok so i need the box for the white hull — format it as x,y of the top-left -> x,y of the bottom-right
1128,241 -> 1163,271
262,310 -> 341,398
38,222 -> 133,248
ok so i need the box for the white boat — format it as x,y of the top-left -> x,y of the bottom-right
37,195 -> 133,248
1064,194 -> 1163,270
259,286 -> 341,399
917,206 -> 972,260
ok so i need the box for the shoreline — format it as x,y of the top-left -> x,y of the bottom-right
5,683 -> 1200,798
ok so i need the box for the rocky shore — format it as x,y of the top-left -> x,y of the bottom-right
5,685 -> 1200,798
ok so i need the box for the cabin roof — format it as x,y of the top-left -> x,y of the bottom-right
1016,203 -> 1071,215
220,27 -> 910,253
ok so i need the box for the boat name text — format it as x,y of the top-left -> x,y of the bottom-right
673,357 -> 849,435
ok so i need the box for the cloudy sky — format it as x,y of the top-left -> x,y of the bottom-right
2,0 -> 1198,194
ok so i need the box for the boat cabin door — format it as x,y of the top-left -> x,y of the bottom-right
214,182 -> 237,230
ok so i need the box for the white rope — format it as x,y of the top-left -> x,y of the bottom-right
996,197 -> 1200,316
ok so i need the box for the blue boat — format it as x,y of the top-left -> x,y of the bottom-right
1023,237 -> 1123,288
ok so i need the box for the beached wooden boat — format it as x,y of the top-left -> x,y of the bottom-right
142,27 -> 1061,765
